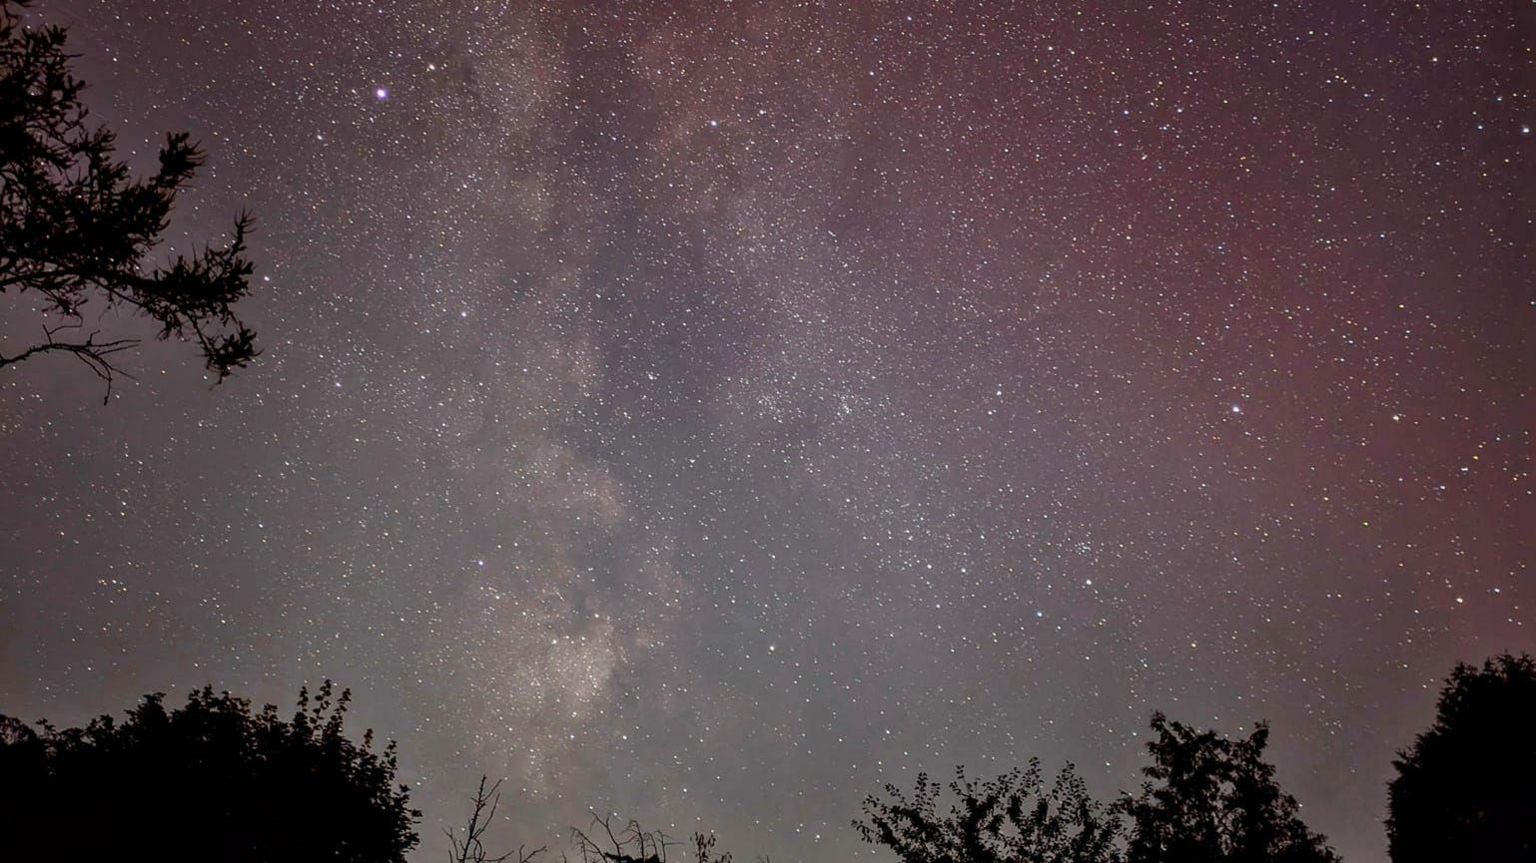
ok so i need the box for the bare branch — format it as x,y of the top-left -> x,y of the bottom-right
0,322 -> 138,402
571,813 -> 677,863
448,776 -> 545,863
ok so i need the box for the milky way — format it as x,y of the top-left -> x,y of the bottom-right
1,3 -> 1531,861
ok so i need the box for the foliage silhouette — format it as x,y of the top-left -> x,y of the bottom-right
1387,652 -> 1536,861
0,0 -> 257,399
0,681 -> 419,861
1122,713 -> 1338,863
854,759 -> 1124,863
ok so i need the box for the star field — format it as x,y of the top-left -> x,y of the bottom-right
1,3 -> 1531,861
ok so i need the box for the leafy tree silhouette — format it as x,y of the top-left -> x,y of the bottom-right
854,759 -> 1124,863
1387,652 -> 1536,861
0,681 -> 419,861
1122,713 -> 1338,863
0,0 -> 257,399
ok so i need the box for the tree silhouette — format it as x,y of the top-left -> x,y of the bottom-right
572,813 -> 681,863
0,0 -> 257,399
1122,713 -> 1338,863
854,759 -> 1124,863
0,681 -> 419,861
567,814 -> 752,863
448,775 -> 546,863
1387,652 -> 1536,861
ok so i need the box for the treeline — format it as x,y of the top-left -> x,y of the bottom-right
0,654 -> 1530,862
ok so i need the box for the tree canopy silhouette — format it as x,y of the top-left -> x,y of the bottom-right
0,0 -> 256,399
1122,713 -> 1338,863
854,759 -> 1123,863
1387,652 -> 1536,862
0,681 -> 419,862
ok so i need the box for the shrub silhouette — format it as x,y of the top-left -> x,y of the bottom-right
0,681 -> 418,861
854,759 -> 1124,863
1387,652 -> 1536,861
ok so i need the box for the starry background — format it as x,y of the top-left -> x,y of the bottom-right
1,1 -> 1531,860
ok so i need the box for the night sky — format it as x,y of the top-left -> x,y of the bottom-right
1,2 -> 1531,861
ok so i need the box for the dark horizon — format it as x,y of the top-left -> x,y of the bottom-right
1,2 -> 1530,861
